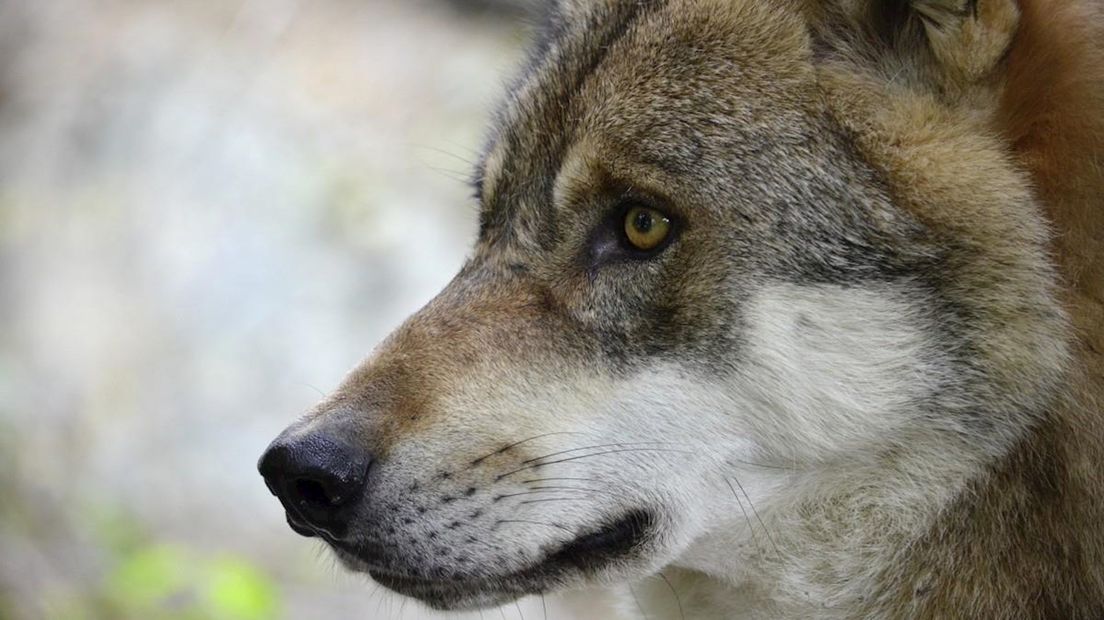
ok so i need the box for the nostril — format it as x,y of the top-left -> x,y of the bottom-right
295,477 -> 339,508
258,432 -> 372,536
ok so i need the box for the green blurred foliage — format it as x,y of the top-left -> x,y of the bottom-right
38,512 -> 282,620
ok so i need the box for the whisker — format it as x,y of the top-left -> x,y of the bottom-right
412,144 -> 479,167
296,382 -> 327,398
731,457 -> 798,471
525,485 -> 605,492
425,165 -> 477,185
521,441 -> 684,466
495,489 -> 598,500
657,572 -> 685,620
496,519 -> 575,534
496,448 -> 693,481
515,599 -> 526,620
724,477 -> 760,552
730,476 -> 781,559
520,477 -> 605,485
541,593 -> 548,620
469,432 -> 586,466
518,497 -> 591,505
629,583 -> 651,620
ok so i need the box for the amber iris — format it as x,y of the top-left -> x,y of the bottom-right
624,206 -> 671,251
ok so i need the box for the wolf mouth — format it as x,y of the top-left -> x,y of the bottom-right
347,510 -> 655,609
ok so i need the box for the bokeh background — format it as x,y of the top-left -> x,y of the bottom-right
0,1 -> 605,618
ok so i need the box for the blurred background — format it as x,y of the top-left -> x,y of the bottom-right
0,1 -> 607,618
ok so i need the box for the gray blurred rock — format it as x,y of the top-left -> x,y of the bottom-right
441,0 -> 537,18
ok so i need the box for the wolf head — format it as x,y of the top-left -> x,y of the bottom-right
259,0 -> 1070,611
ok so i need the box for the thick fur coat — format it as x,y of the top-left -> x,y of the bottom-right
261,1 -> 1104,617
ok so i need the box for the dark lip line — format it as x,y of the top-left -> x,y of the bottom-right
328,509 -> 656,592
364,556 -> 560,605
329,535 -> 537,585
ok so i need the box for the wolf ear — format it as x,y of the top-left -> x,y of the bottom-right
547,0 -> 589,22
844,0 -> 1020,83
539,0 -> 619,34
911,0 -> 1019,81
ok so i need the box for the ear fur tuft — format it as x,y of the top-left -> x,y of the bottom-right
913,0 -> 1019,81
827,0 -> 1020,84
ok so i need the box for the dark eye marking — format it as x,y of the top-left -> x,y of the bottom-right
584,200 -> 680,273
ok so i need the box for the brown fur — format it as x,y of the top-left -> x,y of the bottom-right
314,274 -> 583,454
820,0 -> 1104,616
262,1 -> 1104,616
1000,0 -> 1104,376
893,3 -> 1104,616
889,389 -> 1104,619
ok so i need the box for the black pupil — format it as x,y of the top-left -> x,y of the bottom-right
633,210 -> 654,233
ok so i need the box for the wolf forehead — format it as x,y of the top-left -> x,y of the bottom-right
470,0 -> 938,297
475,0 -> 826,240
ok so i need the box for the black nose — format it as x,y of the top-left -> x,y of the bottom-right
258,432 -> 372,538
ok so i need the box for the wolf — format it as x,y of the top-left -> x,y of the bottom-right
259,0 -> 1104,617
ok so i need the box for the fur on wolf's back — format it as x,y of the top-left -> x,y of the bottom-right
569,0 -> 1103,617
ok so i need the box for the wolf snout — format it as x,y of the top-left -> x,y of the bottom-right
258,430 -> 372,539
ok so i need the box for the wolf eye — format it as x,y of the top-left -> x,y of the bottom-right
623,206 -> 671,251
